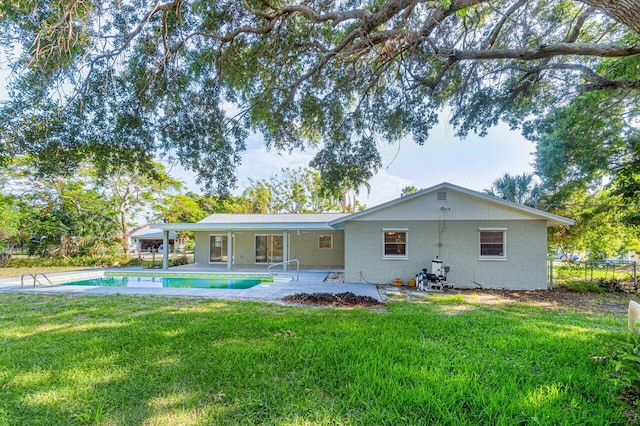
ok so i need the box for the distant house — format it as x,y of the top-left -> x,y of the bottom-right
152,182 -> 573,289
129,226 -> 183,253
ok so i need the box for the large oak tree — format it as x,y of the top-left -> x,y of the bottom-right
1,1 -> 639,193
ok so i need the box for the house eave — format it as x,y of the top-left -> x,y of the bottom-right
150,222 -> 338,232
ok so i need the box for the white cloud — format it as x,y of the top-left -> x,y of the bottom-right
359,170 -> 414,207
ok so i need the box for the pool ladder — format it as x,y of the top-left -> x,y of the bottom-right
268,259 -> 300,282
20,273 -> 54,288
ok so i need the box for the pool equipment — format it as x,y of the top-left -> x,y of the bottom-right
416,257 -> 453,291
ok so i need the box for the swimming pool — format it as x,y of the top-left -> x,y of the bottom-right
60,273 -> 273,290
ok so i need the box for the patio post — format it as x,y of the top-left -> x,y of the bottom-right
282,231 -> 288,271
227,230 -> 233,271
162,230 -> 169,269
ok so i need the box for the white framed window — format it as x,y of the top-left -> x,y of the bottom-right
383,229 -> 408,259
319,235 -> 333,249
479,228 -> 507,260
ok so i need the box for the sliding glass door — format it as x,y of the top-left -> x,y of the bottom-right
255,235 -> 284,263
209,235 -> 228,263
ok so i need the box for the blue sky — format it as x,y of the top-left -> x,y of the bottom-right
1,60 -> 535,207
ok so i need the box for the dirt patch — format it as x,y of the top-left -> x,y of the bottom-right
283,292 -> 382,307
378,285 -> 638,313
455,288 -> 634,313
283,285 -> 638,312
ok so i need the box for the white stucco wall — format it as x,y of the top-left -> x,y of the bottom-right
344,219 -> 548,290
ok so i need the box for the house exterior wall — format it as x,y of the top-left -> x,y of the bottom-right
193,230 -> 344,267
353,189 -> 542,222
343,219 -> 548,290
289,230 -> 344,267
194,232 -> 210,265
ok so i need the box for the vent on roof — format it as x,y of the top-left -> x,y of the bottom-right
437,191 -> 447,201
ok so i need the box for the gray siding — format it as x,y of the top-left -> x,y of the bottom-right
352,191 -> 542,222
290,230 -> 344,267
344,220 -> 548,289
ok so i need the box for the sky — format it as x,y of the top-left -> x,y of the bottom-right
183,118 -> 537,208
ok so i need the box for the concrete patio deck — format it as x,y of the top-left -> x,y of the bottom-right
0,267 -> 382,302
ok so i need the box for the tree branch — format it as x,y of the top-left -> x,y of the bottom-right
445,42 -> 640,60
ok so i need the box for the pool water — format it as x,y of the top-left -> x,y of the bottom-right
61,275 -> 272,289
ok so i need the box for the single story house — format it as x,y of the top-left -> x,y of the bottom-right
151,182 -> 574,290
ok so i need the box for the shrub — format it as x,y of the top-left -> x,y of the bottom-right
557,280 -> 606,294
170,255 -> 190,267
597,278 -> 626,293
613,333 -> 640,412
2,255 -> 135,268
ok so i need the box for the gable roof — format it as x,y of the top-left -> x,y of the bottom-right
329,182 -> 574,228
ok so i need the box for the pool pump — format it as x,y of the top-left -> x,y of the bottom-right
416,257 -> 453,291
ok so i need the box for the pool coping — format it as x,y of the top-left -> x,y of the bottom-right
0,268 -> 382,302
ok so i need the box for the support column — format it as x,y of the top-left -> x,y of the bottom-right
227,230 -> 233,271
162,230 -> 169,270
282,231 -> 288,271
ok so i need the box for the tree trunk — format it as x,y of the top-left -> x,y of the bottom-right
581,0 -> 640,34
120,209 -> 129,256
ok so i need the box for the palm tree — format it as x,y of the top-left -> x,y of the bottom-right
242,180 -> 273,213
484,173 -> 541,208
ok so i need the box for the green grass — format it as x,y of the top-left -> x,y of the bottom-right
554,263 -> 633,285
0,266 -> 99,280
0,294 -> 632,425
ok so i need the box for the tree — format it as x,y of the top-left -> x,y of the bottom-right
272,167 -> 347,213
241,167 -> 348,213
1,157 -> 181,255
0,194 -> 23,244
242,180 -> 274,214
158,194 -> 209,224
546,187 -> 640,260
2,1 -> 640,194
1,159 -> 122,256
527,90 -> 640,199
484,173 -> 542,207
401,186 -> 419,197
95,163 -> 182,255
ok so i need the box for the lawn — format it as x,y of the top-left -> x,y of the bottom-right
553,262 -> 635,288
0,293 -> 632,425
0,266 -> 98,280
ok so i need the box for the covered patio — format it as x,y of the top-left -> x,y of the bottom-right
150,213 -> 347,272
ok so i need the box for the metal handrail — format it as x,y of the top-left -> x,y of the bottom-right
20,274 -> 34,288
34,273 -> 54,286
267,258 -> 300,281
20,273 -> 54,288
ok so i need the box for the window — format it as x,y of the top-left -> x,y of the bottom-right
479,229 -> 506,259
437,191 -> 447,201
319,235 -> 333,249
383,230 -> 407,258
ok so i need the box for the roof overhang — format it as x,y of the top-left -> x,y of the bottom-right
150,222 -> 338,232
